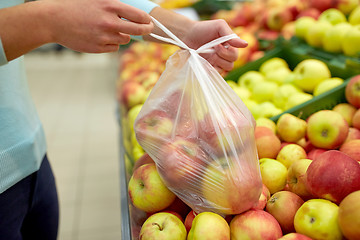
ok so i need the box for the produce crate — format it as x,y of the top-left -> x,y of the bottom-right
225,39 -> 358,122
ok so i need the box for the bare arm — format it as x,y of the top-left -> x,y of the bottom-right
0,0 -> 153,62
144,7 -> 248,72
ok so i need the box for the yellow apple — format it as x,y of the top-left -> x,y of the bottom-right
305,21 -> 332,48
251,101 -> 283,119
259,57 -> 289,75
318,8 -> 347,25
276,113 -> 307,143
287,159 -> 313,200
259,158 -> 288,194
256,117 -> 276,134
349,6 -> 360,25
295,16 -> 316,39
272,84 -> 302,109
313,77 -> 344,96
251,81 -> 279,103
294,199 -> 343,240
127,104 -> 143,129
285,92 -> 313,110
323,23 -> 353,53
238,71 -> 265,91
276,143 -> 307,169
265,67 -> 292,85
188,212 -> 230,240
342,24 -> 360,57
232,86 -> 252,100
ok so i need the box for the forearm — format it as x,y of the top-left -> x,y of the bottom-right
0,1 -> 54,62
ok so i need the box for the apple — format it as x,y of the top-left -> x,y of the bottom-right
313,77 -> 344,96
266,191 -> 304,233
238,70 -> 265,91
133,153 -> 155,171
309,0 -> 335,12
340,139 -> 360,162
306,150 -> 360,204
281,21 -> 296,40
259,57 -> 289,76
287,159 -> 313,200
265,67 -> 292,85
296,8 -> 321,20
128,163 -> 176,213
295,16 -> 317,39
259,158 -> 288,194
349,5 -> 360,25
278,233 -> 312,240
156,137 -> 208,188
345,75 -> 360,108
163,197 -> 191,222
201,154 -> 262,215
184,210 -> 197,233
294,199 -> 343,240
332,102 -> 357,126
342,25 -> 360,57
352,108 -> 360,129
234,47 -> 251,69
276,144 -> 307,169
323,23 -> 353,53
305,20 -> 333,48
256,117 -> 276,134
230,209 -> 283,239
127,104 -> 144,130
266,7 -> 293,31
251,81 -> 279,103
119,80 -> 147,109
337,0 -> 359,15
134,109 -> 174,147
251,101 -> 283,119
188,212 -> 230,240
344,127 -> 360,143
252,183 -> 271,210
285,92 -> 313,110
232,85 -> 251,100
338,190 -> 360,240
306,110 -> 349,149
307,148 -> 327,160
139,212 -> 187,240
276,113 -> 307,143
292,59 -> 331,93
255,126 -> 282,159
272,84 -> 302,110
318,8 -> 347,25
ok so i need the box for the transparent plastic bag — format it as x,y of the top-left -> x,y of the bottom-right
134,17 -> 262,215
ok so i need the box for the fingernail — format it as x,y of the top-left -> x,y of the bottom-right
240,39 -> 248,44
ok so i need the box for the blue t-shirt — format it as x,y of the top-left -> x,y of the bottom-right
0,0 -> 158,193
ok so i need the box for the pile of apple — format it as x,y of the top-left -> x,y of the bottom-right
294,6 -> 360,57
226,56 -> 345,120
126,74 -> 360,240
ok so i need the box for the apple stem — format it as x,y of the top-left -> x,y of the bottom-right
310,217 -> 315,223
152,222 -> 163,231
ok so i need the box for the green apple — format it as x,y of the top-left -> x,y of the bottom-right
292,59 -> 331,93
338,190 -> 360,240
242,99 -> 258,112
318,8 -> 347,25
226,80 -> 239,89
305,21 -> 332,48
287,159 -> 313,200
128,163 -> 176,213
259,158 -> 288,194
294,199 -> 343,240
251,101 -> 283,119
342,24 -> 360,57
337,0 -> 359,15
238,71 -> 265,91
313,77 -> 344,96
265,191 -> 305,233
188,212 -> 230,240
276,113 -> 307,143
232,86 -> 251,100
306,110 -> 349,149
251,81 -> 279,103
259,57 -> 289,75
276,143 -> 307,169
349,6 -> 360,25
265,67 -> 292,85
285,92 -> 313,110
323,23 -> 353,53
128,104 -> 143,129
295,17 -> 316,39
272,84 -> 302,109
139,212 -> 187,240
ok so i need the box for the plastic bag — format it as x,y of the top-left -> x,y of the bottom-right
134,17 -> 262,215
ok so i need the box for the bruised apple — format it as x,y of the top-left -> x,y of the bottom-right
306,150 -> 360,204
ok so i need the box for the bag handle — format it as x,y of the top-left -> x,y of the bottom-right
149,16 -> 240,54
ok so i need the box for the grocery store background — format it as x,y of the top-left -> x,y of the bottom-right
25,46 -> 122,240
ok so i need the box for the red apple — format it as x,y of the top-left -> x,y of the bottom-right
309,0 -> 334,12
133,153 -> 155,171
266,7 -> 294,31
307,148 -> 327,160
306,150 -> 360,204
184,210 -> 197,233
344,127 -> 360,143
266,191 -> 305,233
296,8 -> 321,20
333,103 -> 357,126
346,75 -> 360,108
352,108 -> 360,130
230,209 -> 283,239
255,126 -> 282,159
163,197 -> 191,221
119,80 -> 146,109
338,190 -> 360,240
306,110 -> 349,149
340,139 -> 360,162
278,233 -> 312,240
252,183 -> 271,210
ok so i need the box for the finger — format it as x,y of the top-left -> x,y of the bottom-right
214,19 -> 248,48
117,19 -> 154,36
115,2 -> 151,24
211,54 -> 235,72
214,44 -> 239,62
